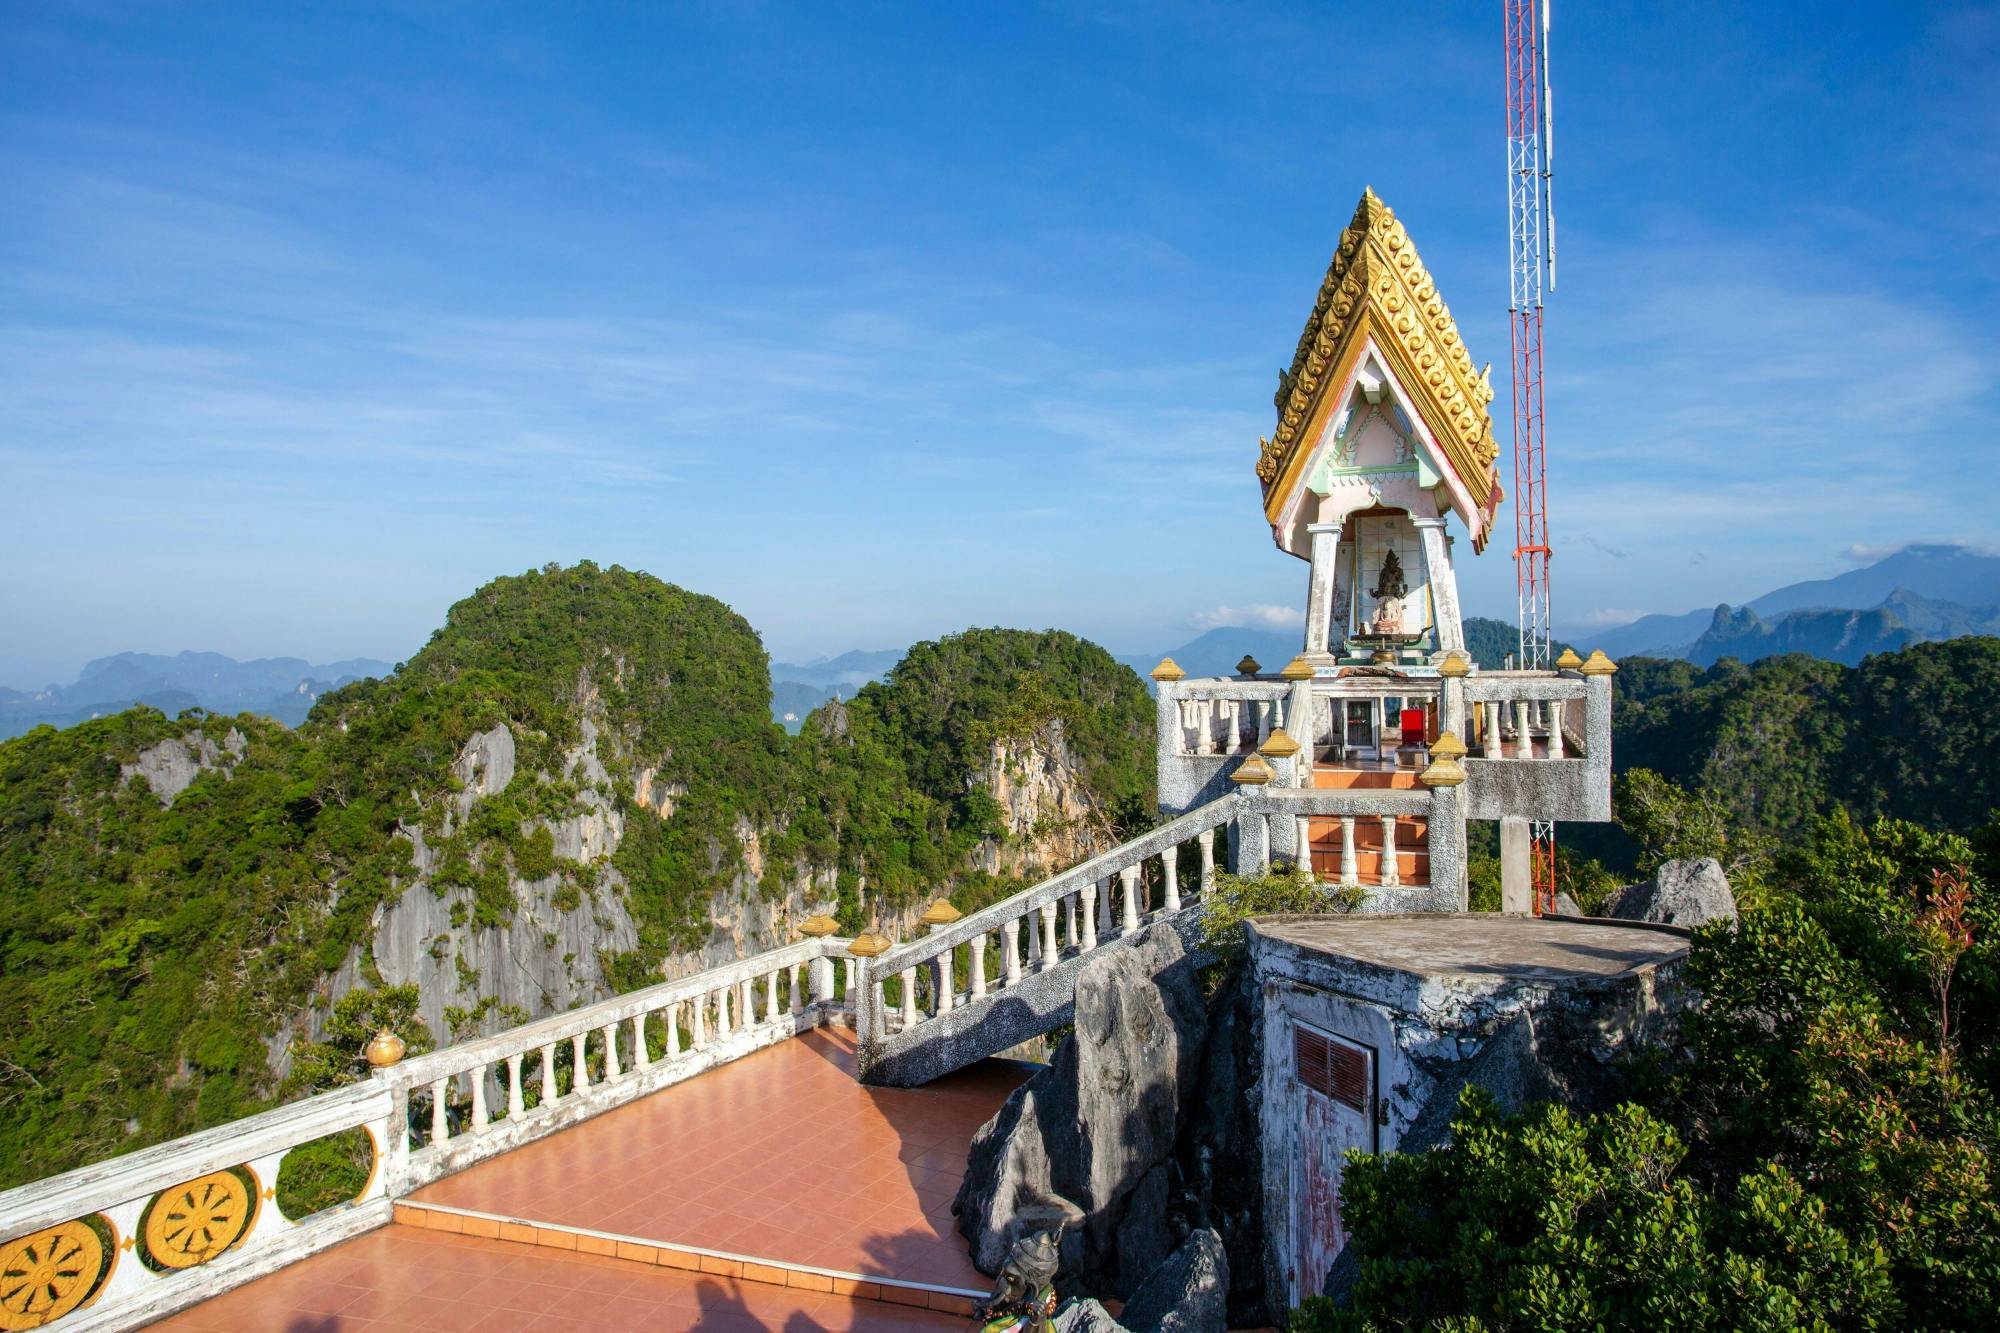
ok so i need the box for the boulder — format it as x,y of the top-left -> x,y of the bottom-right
954,921 -> 1208,1294
1604,857 -> 1736,928
1119,1228 -> 1229,1333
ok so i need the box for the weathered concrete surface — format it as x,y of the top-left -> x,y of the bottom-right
953,922 -> 1209,1296
1603,857 -> 1737,928
1250,913 -> 1693,1310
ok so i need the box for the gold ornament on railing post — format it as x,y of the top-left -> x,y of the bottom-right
798,914 -> 839,939
364,1030 -> 405,1069
1420,733 -> 1468,787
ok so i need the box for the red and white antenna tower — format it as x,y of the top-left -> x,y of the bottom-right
1505,0 -> 1558,910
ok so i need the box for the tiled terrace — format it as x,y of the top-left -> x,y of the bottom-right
160,1026 -> 1029,1330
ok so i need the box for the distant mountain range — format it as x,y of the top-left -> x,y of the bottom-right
767,648 -> 903,730
1580,543 -> 2000,662
0,651 -> 392,740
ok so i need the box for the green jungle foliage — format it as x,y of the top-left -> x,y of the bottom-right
1295,813 -> 2000,1331
0,568 -> 1155,1187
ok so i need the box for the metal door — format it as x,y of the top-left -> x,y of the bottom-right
1290,1021 -> 1377,1304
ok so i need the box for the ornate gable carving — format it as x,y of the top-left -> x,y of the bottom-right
1257,189 -> 1499,532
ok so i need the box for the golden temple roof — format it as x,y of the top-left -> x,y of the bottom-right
1257,188 -> 1502,546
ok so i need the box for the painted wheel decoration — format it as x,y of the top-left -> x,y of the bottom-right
0,1221 -> 104,1330
143,1171 -> 252,1270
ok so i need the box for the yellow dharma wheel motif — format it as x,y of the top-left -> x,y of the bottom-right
144,1171 -> 252,1270
0,1220 -> 104,1330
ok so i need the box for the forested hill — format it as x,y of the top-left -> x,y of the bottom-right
0,565 -> 1153,1187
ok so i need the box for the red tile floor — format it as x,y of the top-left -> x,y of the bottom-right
161,1025 -> 1029,1329
152,1224 -> 967,1331
410,1026 -> 1025,1290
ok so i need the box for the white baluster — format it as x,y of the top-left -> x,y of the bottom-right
1081,884 -> 1098,951
1064,893 -> 1078,946
632,1014 -> 651,1070
789,963 -> 803,1015
1039,902 -> 1059,970
430,1078 -> 449,1145
1485,700 -> 1503,755
1514,697 -> 1532,759
1380,815 -> 1401,888
1097,876 -> 1112,929
470,1065 -> 489,1132
971,935 -> 988,998
1121,865 -> 1140,933
572,1033 -> 590,1091
1547,700 -> 1566,758
899,967 -> 917,1029
602,1024 -> 621,1079
1197,830 -> 1216,897
843,957 -> 858,999
871,976 -> 889,1039
716,987 -> 731,1036
936,943 -> 954,1014
1003,918 -> 1022,985
1297,816 -> 1314,878
766,969 -> 780,1022
540,1043 -> 557,1108
1162,846 -> 1181,913
506,1052 -> 526,1122
691,995 -> 706,1049
664,1003 -> 681,1057
740,978 -> 755,1027
1340,817 -> 1359,888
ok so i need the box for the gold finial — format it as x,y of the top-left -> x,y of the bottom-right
1420,756 -> 1467,788
1150,657 -> 1186,682
1428,732 -> 1467,760
918,900 -> 961,927
1229,754 -> 1275,785
364,1030 -> 405,1069
1555,648 -> 1583,670
1580,650 -> 1619,676
798,914 -> 839,938
1236,655 -> 1262,677
1258,728 -> 1302,759
846,931 -> 892,958
1279,655 -> 1315,681
1437,651 -> 1472,678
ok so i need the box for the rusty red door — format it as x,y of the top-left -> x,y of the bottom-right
1290,1022 -> 1377,1304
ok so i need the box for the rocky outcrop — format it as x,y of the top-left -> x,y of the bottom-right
1604,857 -> 1736,928
121,727 -> 246,805
1046,1229 -> 1229,1333
975,720 -> 1111,880
954,922 -> 1208,1296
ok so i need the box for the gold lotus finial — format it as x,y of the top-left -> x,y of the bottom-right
1438,651 -> 1472,678
1279,655 -> 1315,681
1236,655 -> 1262,677
799,914 -> 839,938
1258,728 -> 1302,759
846,931 -> 892,958
1229,754 -> 1276,785
1555,648 -> 1584,670
1150,657 -> 1186,682
1580,650 -> 1619,676
1428,732 -> 1468,760
919,900 -> 962,926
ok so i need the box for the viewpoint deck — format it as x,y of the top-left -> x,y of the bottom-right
158,1028 -> 1028,1330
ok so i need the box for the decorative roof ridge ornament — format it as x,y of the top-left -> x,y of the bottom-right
1257,187 -> 1501,548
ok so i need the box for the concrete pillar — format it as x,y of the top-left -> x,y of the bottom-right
1197,829 -> 1216,895
1414,517 -> 1464,654
1162,846 -> 1181,913
1303,520 -> 1344,656
1339,817 -> 1359,887
1380,815 -> 1400,889
1501,816 -> 1533,913
1429,780 -> 1469,911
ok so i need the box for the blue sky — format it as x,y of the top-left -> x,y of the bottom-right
3,2 -> 1995,685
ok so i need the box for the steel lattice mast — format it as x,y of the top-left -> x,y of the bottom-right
1505,0 -> 1558,910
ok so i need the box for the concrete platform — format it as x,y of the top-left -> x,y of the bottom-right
1253,912 -> 1688,985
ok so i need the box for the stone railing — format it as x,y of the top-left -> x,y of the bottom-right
1461,671 -> 1590,758
385,935 -> 853,1191
1162,679 -> 1291,756
1458,657 -> 1616,823
854,796 -> 1239,1049
0,936 -> 853,1332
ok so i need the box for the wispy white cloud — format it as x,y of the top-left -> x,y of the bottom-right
1188,603 -> 1302,631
